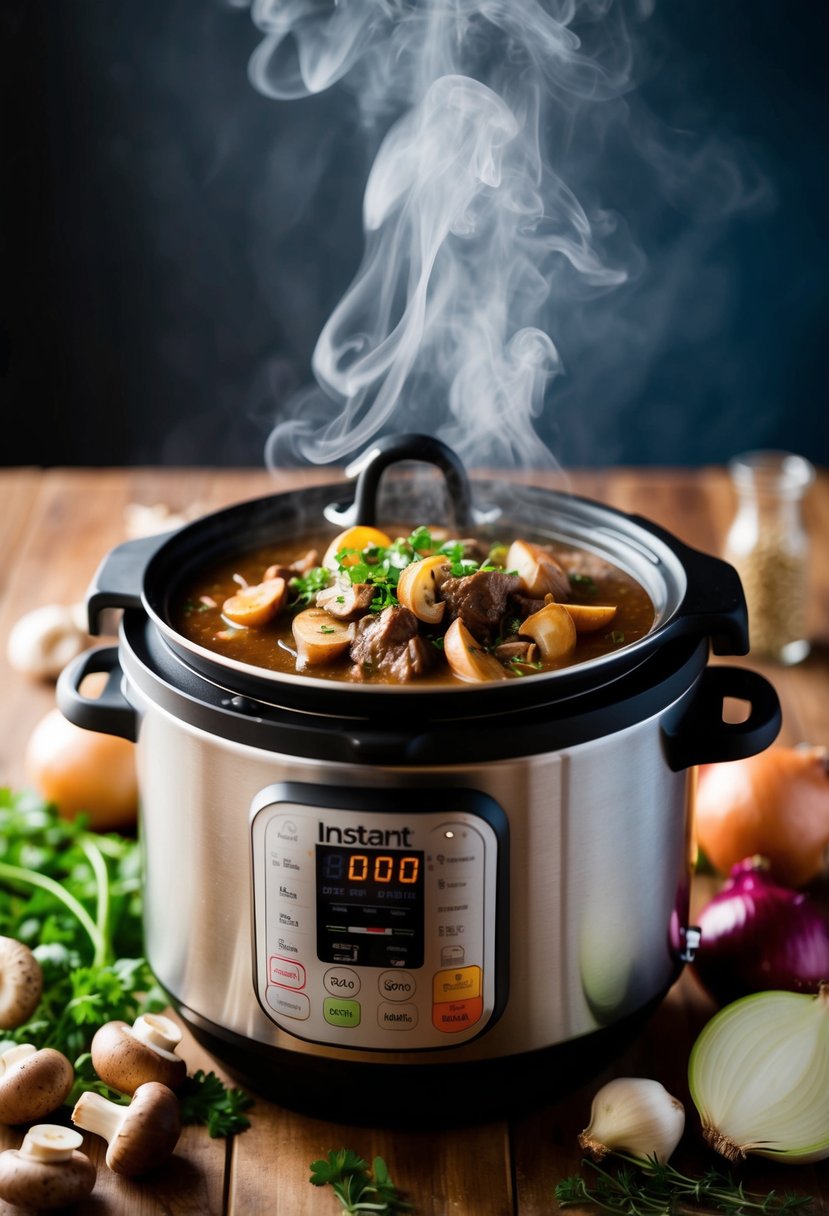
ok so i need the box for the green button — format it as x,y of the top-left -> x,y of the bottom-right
323,997 -> 361,1028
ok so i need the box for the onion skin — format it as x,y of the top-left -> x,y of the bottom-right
691,857 -> 829,1006
695,745 -> 829,887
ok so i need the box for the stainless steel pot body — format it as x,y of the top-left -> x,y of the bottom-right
56,436 -> 783,1116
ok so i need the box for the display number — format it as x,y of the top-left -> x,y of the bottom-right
322,851 -> 420,884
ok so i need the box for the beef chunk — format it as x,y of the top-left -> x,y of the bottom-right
316,579 -> 376,621
350,605 -> 433,682
440,570 -> 521,644
264,549 -> 320,581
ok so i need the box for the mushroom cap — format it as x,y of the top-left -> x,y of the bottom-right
0,1125 -> 95,1210
0,937 -> 44,1030
0,1147 -> 96,1209
107,1082 -> 181,1177
0,1047 -> 74,1125
91,1017 -> 187,1095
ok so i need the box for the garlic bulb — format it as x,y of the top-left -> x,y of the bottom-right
689,983 -> 829,1164
578,1077 -> 685,1163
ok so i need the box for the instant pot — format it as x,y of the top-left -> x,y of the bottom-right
57,435 -> 781,1123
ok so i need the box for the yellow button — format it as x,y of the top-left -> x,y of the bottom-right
432,965 -> 481,1003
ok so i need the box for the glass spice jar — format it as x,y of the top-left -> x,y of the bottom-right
724,450 -> 815,665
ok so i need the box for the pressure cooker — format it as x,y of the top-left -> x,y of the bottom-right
57,435 -> 781,1124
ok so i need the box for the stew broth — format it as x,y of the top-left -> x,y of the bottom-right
172,523 -> 656,686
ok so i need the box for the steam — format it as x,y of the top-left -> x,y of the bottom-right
242,0 -> 766,471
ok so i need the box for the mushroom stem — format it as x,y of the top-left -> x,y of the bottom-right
132,1013 -> 182,1054
71,1092 -> 128,1144
0,1043 -> 37,1073
20,1125 -> 84,1163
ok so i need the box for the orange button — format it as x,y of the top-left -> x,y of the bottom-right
432,996 -> 483,1033
432,965 -> 481,1003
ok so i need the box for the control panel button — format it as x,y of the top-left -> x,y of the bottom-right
323,998 -> 361,1029
324,967 -> 361,998
432,996 -> 483,1032
378,970 -> 417,1002
432,965 -> 481,1003
266,987 -> 310,1020
268,957 -> 306,989
378,1002 -> 418,1030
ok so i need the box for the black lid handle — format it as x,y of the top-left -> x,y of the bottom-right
324,433 -> 473,529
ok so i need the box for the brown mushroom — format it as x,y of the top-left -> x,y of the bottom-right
72,1080 -> 181,1177
0,1044 -> 74,1125
0,937 -> 43,1030
91,1012 -> 187,1095
0,1123 -> 96,1210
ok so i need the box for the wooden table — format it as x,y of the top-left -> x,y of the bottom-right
0,465 -> 827,1215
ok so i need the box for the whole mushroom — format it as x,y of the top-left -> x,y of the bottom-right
6,603 -> 91,680
72,1080 -> 181,1177
0,936 -> 43,1030
91,1012 -> 187,1095
0,1044 -> 74,1125
0,1123 -> 96,1210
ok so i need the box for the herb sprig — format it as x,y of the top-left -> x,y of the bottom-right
556,1153 -> 814,1214
0,787 -> 252,1136
309,1149 -> 412,1214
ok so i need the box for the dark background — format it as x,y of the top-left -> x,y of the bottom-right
1,0 -> 827,470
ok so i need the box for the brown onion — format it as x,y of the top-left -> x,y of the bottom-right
691,857 -> 829,1006
695,744 -> 829,887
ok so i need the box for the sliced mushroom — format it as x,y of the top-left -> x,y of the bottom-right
563,603 -> 618,633
396,556 -> 451,624
316,577 -> 377,620
506,540 -> 571,601
519,602 -> 577,661
0,937 -> 43,1030
5,604 -> 91,680
91,1013 -> 187,1096
322,525 -> 392,570
291,608 -> 353,670
72,1080 -> 181,1177
443,618 -> 509,683
221,577 -> 287,628
0,1044 -> 74,1125
0,1124 -> 96,1210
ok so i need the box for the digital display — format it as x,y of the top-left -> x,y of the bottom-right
315,844 -> 425,968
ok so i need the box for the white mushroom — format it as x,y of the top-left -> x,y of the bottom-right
396,556 -> 451,624
0,1044 -> 74,1125
519,602 -> 577,661
506,540 -> 571,601
291,608 -> 353,669
0,936 -> 43,1030
221,576 -> 287,628
564,603 -> 618,633
91,1013 -> 187,1095
443,618 -> 509,683
0,1124 -> 96,1210
72,1080 -> 181,1177
5,604 -> 91,680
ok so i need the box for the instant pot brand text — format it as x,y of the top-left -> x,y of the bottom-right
318,823 -> 415,847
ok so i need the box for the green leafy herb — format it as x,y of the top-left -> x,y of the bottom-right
309,1149 -> 412,1214
556,1153 -> 814,1215
0,788 -> 251,1136
569,571 -> 597,594
179,1069 -> 254,1138
289,565 -> 332,609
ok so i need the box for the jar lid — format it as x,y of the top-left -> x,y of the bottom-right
728,450 -> 815,498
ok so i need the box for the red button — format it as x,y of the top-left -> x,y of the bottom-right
432,996 -> 483,1032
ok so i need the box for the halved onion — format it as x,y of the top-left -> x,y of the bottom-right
688,984 -> 829,1164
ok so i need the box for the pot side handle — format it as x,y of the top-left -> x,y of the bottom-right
56,646 -> 137,743
661,665 -> 781,772
86,532 -> 175,634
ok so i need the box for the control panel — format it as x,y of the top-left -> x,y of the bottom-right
250,784 -> 508,1051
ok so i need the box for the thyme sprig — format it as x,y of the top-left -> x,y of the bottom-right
556,1153 -> 814,1215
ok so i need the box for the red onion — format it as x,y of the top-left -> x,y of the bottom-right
691,856 -> 829,1006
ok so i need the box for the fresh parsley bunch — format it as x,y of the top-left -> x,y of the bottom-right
310,1149 -> 412,1214
0,787 -> 251,1136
